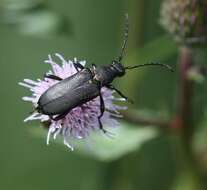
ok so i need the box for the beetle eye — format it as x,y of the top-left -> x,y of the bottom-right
111,61 -> 125,76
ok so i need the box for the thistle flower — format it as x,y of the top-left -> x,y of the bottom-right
160,0 -> 207,44
19,53 -> 126,150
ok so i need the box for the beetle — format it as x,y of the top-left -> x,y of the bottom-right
36,15 -> 173,133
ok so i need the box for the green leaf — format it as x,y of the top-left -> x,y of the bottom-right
2,0 -> 42,11
30,123 -> 158,162
17,10 -> 63,36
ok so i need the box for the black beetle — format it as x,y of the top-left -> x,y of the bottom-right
36,15 -> 173,133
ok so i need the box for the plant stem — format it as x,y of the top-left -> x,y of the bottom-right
121,110 -> 168,129
177,47 -> 194,145
171,46 -> 205,189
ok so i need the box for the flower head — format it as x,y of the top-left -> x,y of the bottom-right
19,53 -> 126,150
160,0 -> 207,44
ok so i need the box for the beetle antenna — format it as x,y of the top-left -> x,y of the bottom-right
125,62 -> 174,72
117,14 -> 129,63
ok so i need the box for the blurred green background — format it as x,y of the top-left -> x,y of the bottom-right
1,0 -> 207,190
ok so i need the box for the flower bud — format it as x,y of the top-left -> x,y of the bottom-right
160,0 -> 207,45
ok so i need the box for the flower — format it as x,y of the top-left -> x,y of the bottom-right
160,0 -> 207,44
19,53 -> 126,150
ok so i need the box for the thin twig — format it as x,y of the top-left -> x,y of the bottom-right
120,110 -> 169,129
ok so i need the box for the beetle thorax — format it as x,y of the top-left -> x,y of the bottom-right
93,61 -> 125,86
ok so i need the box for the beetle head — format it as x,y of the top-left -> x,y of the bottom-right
111,60 -> 125,77
111,14 -> 128,77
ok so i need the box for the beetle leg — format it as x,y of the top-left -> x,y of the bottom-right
106,84 -> 133,103
98,92 -> 110,134
73,61 -> 85,72
98,92 -> 115,137
50,111 -> 69,121
44,74 -> 63,81
92,63 -> 97,70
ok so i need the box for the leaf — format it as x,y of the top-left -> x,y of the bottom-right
30,122 -> 158,162
17,10 -> 63,36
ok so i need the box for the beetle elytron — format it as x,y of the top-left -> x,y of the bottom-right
36,15 -> 173,133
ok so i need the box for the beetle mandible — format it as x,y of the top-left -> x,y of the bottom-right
36,14 -> 173,133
